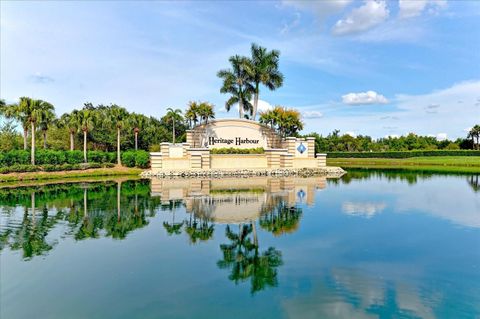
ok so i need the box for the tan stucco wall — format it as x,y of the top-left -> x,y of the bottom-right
210,154 -> 268,169
187,119 -> 282,149
161,158 -> 191,170
293,158 -> 318,168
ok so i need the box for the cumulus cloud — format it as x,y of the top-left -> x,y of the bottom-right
332,0 -> 389,35
302,110 -> 323,119
398,0 -> 447,19
342,90 -> 389,105
342,201 -> 387,218
344,131 -> 357,137
282,0 -> 352,22
436,133 -> 447,141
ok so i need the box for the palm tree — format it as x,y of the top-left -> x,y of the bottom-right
198,102 -> 215,125
218,55 -> 254,119
259,106 -> 303,137
468,125 -> 480,150
38,108 -> 56,149
16,97 -> 55,165
129,113 -> 147,151
0,101 -> 30,150
249,43 -> 284,120
185,101 -> 200,128
59,111 -> 79,151
75,109 -> 96,163
165,107 -> 183,144
109,106 -> 129,165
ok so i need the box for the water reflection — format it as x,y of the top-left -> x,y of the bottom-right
1,172 -> 479,318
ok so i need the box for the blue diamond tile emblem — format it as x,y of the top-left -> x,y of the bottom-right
297,142 -> 307,154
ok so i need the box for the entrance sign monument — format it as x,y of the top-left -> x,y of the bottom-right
149,119 -> 327,171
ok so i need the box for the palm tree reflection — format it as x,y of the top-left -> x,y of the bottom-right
217,224 -> 283,294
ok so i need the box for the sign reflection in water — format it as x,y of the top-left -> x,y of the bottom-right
0,172 -> 479,319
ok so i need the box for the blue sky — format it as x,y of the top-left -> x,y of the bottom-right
1,0 -> 479,139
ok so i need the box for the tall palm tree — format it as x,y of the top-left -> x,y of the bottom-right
198,102 -> 215,125
109,106 -> 129,165
468,125 -> 480,150
0,101 -> 30,150
75,109 -> 96,163
16,97 -> 54,165
38,108 -> 56,149
249,43 -> 284,120
185,101 -> 200,128
165,107 -> 183,144
129,113 -> 147,151
218,55 -> 254,119
59,111 -> 79,151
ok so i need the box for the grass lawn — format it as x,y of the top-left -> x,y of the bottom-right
0,166 -> 144,184
327,156 -> 480,174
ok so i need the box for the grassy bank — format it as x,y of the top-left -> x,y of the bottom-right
327,156 -> 480,174
0,166 -> 143,183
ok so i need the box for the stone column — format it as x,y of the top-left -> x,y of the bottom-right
160,142 -> 170,157
280,153 -> 293,168
186,130 -> 193,145
316,153 -> 327,167
306,137 -> 315,158
150,152 -> 163,171
285,137 -> 297,156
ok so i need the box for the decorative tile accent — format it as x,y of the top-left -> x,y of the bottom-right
297,142 -> 307,154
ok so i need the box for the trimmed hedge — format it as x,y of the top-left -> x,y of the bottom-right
0,150 -> 147,170
210,147 -> 265,154
327,150 -> 480,158
0,162 -> 115,174
121,150 -> 150,168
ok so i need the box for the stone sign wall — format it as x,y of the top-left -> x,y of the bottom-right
186,119 -> 282,149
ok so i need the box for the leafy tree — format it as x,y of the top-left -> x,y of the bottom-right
185,101 -> 200,128
249,43 -> 284,120
259,106 -> 303,137
58,111 -> 79,150
218,55 -> 254,119
38,107 -> 56,149
0,100 -> 30,150
128,113 -> 147,151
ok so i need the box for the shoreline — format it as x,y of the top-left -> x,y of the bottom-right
327,157 -> 480,174
0,167 -> 143,184
141,167 -> 346,179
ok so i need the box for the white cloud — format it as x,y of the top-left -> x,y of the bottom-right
399,0 -> 447,19
342,90 -> 389,105
302,110 -> 323,119
436,133 -> 447,141
281,0 -> 352,22
332,0 -> 389,35
344,131 -> 357,137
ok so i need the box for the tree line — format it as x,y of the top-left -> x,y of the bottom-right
306,129 -> 479,153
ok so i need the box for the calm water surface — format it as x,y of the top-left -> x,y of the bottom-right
1,171 -> 479,319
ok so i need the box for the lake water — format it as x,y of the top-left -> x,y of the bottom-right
1,170 -> 479,319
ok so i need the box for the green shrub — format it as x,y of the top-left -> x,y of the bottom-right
36,150 -> 67,165
210,147 -> 265,154
327,150 -> 480,158
65,151 -> 84,164
87,151 -> 116,164
1,150 -> 30,166
121,151 -> 136,167
135,150 -> 150,168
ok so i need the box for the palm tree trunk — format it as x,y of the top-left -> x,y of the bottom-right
70,131 -> 74,150
83,130 -> 87,163
23,127 -> 28,150
43,131 -> 47,149
134,131 -> 138,151
172,120 -> 176,144
117,181 -> 121,222
253,85 -> 259,120
251,221 -> 258,247
239,100 -> 244,119
83,188 -> 88,219
117,127 -> 121,165
31,122 -> 35,165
